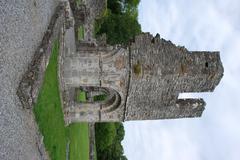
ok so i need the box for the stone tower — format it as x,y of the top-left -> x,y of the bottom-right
60,1 -> 224,124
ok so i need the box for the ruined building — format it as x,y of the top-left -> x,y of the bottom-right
59,1 -> 224,124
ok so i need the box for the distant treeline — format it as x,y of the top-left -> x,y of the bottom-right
95,122 -> 127,160
95,0 -> 141,45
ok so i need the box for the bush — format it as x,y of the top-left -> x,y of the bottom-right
94,0 -> 141,45
95,122 -> 126,160
95,123 -> 116,151
93,94 -> 107,101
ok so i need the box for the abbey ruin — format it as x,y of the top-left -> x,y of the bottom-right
0,0 -> 226,159
59,0 -> 224,124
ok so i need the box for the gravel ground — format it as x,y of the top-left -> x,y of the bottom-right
0,0 -> 59,159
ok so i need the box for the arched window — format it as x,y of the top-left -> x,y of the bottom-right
74,86 -> 121,112
205,62 -> 209,68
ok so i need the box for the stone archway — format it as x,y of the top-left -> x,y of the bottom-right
74,86 -> 121,112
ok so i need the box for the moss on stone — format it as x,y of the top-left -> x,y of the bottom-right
133,62 -> 141,75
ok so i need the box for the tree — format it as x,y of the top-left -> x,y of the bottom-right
108,0 -> 122,14
95,122 -> 128,160
95,123 -> 116,151
95,0 -> 141,45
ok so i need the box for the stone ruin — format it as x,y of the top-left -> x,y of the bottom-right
59,0 -> 224,124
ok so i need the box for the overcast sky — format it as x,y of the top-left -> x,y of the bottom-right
122,0 -> 240,160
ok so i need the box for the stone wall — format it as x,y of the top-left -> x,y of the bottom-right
17,4 -> 65,109
60,1 -> 129,123
16,3 -> 65,159
0,0 -> 60,159
60,2 -> 223,123
69,0 -> 106,46
61,44 -> 129,123
124,33 -> 224,121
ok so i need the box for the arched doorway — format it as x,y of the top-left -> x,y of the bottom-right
74,86 -> 121,112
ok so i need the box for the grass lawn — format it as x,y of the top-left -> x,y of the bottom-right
34,40 -> 66,160
76,90 -> 87,102
34,40 -> 91,160
78,25 -> 84,41
68,123 -> 89,160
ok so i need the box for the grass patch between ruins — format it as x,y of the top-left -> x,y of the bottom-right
34,40 -> 66,160
34,40 -> 90,160
76,90 -> 87,102
67,123 -> 89,160
78,25 -> 84,40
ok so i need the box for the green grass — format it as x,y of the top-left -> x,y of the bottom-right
34,40 -> 67,160
34,40 -> 92,160
78,25 -> 84,40
68,123 -> 89,160
75,0 -> 82,7
76,90 -> 87,102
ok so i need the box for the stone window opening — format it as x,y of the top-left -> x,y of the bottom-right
75,87 -> 108,103
74,86 -> 121,108
205,62 -> 209,68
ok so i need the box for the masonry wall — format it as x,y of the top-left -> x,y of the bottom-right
124,33 -> 224,121
62,43 -> 130,123
61,0 -> 224,123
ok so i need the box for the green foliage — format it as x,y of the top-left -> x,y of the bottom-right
107,0 -> 122,14
93,94 -> 107,101
125,0 -> 140,6
115,122 -> 125,141
95,123 -> 116,151
108,0 -> 140,15
95,122 -> 127,160
95,0 -> 141,45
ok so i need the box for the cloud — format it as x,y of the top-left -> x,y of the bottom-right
123,0 -> 240,160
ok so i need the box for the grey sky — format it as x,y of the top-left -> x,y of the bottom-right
122,0 -> 240,160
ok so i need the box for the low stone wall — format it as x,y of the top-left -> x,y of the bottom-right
16,2 -> 66,160
89,123 -> 96,160
17,3 -> 65,109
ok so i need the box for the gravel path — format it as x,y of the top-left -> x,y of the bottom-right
0,0 -> 59,159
